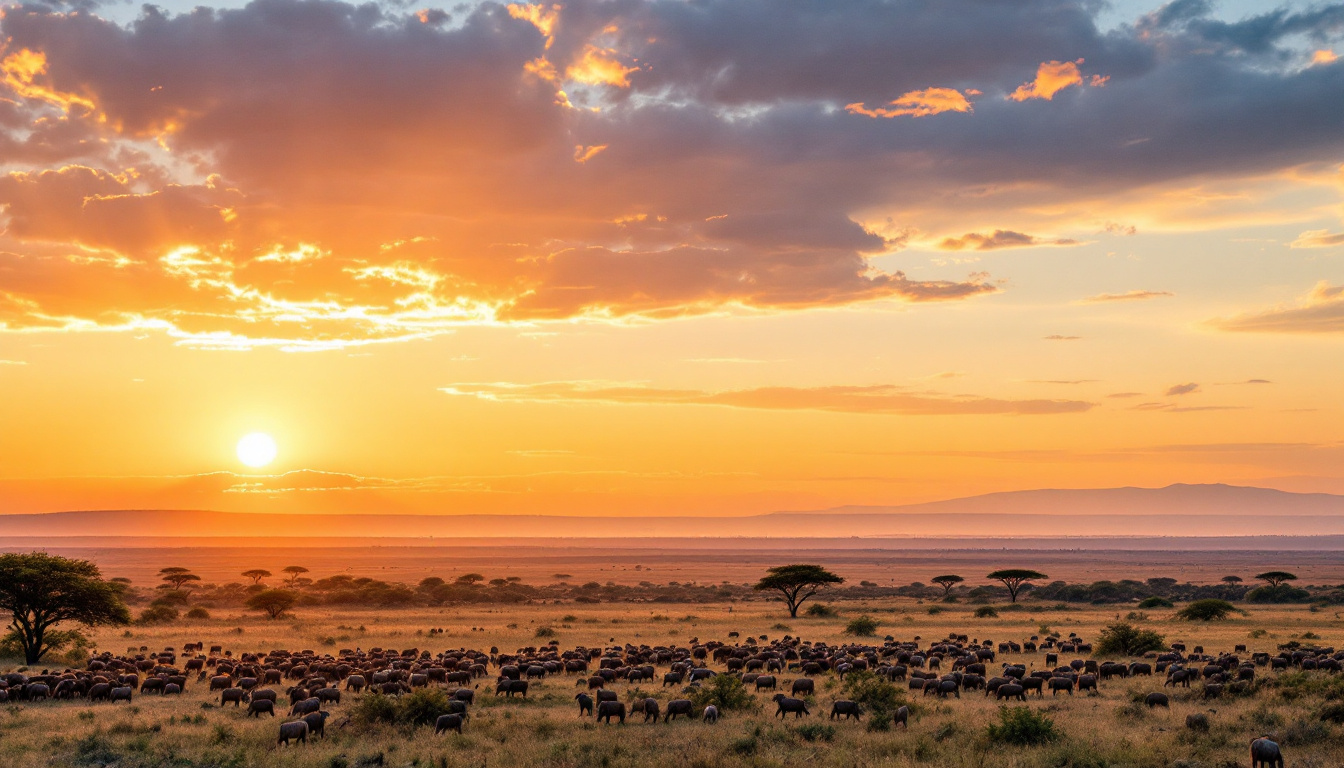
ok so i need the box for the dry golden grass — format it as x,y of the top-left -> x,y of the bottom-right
3,599 -> 1344,768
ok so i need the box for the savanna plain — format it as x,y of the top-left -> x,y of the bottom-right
4,550 -> 1344,768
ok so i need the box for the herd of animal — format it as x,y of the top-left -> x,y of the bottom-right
1,629 -> 1319,767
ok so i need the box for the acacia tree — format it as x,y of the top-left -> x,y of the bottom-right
159,567 -> 201,591
1221,575 -> 1243,585
247,589 -> 297,619
0,552 -> 131,664
754,564 -> 844,617
282,566 -> 309,586
986,569 -> 1048,603
1255,571 -> 1297,587
242,569 -> 272,585
456,573 -> 485,585
931,575 -> 964,596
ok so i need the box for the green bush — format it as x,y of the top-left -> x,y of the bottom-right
805,604 -> 837,618
1137,596 -> 1174,608
534,626 -> 557,638
1176,599 -> 1236,621
1246,585 -> 1312,604
350,689 -> 455,728
793,723 -> 836,742
987,706 -> 1060,746
842,670 -> 904,724
1095,622 -> 1166,656
185,607 -> 211,620
1318,702 -> 1344,723
974,606 -> 999,618
844,615 -> 880,636
690,673 -> 756,712
139,605 -> 179,624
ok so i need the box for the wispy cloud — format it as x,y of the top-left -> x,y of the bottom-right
1043,335 -> 1081,341
1212,282 -> 1344,334
938,230 -> 1081,251
1165,382 -> 1200,396
1289,229 -> 1344,248
1078,290 -> 1174,304
440,381 -> 1094,416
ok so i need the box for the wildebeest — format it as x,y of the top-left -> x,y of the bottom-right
435,714 -> 464,734
772,694 -> 809,718
1145,692 -> 1170,708
596,701 -> 626,724
110,687 -> 133,703
830,700 -> 861,720
247,699 -> 276,717
702,705 -> 719,724
575,692 -> 594,716
302,711 -> 330,740
995,684 -> 1026,701
791,678 -> 814,696
221,688 -> 247,707
277,720 -> 308,746
1048,677 -> 1073,696
290,697 -> 321,716
754,675 -> 777,692
893,705 -> 909,728
1250,737 -> 1283,768
496,679 -> 529,698
664,699 -> 694,722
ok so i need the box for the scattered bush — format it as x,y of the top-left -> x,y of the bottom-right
138,606 -> 179,624
842,670 -> 904,725
844,615 -> 880,636
1247,585 -> 1312,604
1281,717 -> 1332,746
351,689 -> 455,728
794,723 -> 836,742
534,626 -> 557,638
1177,599 -> 1236,621
986,706 -> 1060,746
690,673 -> 756,712
805,604 -> 838,618
1137,596 -> 1174,608
185,607 -> 211,620
974,606 -> 999,619
1318,702 -> 1344,724
1095,622 -> 1166,656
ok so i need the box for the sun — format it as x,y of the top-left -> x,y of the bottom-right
236,432 -> 278,468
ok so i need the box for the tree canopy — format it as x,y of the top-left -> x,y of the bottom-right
931,575 -> 964,594
246,589 -> 298,619
456,573 -> 485,585
282,566 -> 309,585
753,564 -> 844,617
1255,571 -> 1298,587
242,569 -> 272,585
0,552 -> 130,664
1095,622 -> 1166,656
1221,575 -> 1243,584
1177,598 -> 1236,621
159,567 -> 201,591
986,569 -> 1049,603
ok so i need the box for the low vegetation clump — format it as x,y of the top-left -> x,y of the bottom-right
1137,596 -> 1174,608
974,606 -> 999,618
986,706 -> 1060,746
351,689 -> 455,728
1246,585 -> 1312,603
185,607 -> 211,619
1095,622 -> 1165,656
843,615 -> 880,636
534,625 -> 557,638
805,603 -> 838,618
690,673 -> 756,712
138,605 -> 179,624
1177,599 -> 1237,621
794,723 -> 836,742
841,671 -> 905,730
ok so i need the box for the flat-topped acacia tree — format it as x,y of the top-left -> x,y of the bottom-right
1255,571 -> 1297,587
282,566 -> 309,586
242,569 -> 271,585
0,552 -> 130,664
754,564 -> 844,617
987,569 -> 1049,603
159,567 -> 201,591
932,575 -> 964,595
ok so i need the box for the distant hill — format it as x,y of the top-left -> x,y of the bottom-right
1,483 -> 1342,540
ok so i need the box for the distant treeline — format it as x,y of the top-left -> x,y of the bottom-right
121,571 -> 1344,611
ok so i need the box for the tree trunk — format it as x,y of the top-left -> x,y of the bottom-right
23,626 -> 44,665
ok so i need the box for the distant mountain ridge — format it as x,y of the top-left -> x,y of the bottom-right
1,483 -> 1342,539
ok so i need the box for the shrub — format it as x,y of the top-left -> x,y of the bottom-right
351,689 -> 454,728
794,723 -> 835,742
974,606 -> 999,618
1318,702 -> 1344,724
987,706 -> 1060,746
805,604 -> 837,618
138,606 -> 179,624
185,607 -> 211,620
1281,717 -> 1332,746
1246,585 -> 1312,604
534,626 -> 557,638
690,674 -> 755,712
844,615 -> 880,636
927,606 -> 944,615
1095,622 -> 1166,656
842,670 -> 904,726
772,623 -> 792,631
1177,599 -> 1236,621
1137,596 -> 1173,608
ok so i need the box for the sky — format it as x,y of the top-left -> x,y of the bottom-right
0,0 -> 1343,519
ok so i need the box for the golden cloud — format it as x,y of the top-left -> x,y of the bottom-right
441,381 -> 1094,415
1077,289 -> 1174,303
937,229 -> 1080,251
1211,281 -> 1344,334
1289,229 -> 1344,248
1009,59 -> 1105,101
845,87 -> 973,118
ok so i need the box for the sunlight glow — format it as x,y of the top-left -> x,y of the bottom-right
236,433 -> 278,468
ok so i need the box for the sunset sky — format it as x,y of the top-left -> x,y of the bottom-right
1,0 -> 1343,518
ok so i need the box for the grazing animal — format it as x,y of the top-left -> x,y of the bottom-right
995,684 -> 1026,702
1145,692 -> 1170,709
596,701 -> 626,724
1250,737 -> 1283,768
702,705 -> 719,724
277,720 -> 308,747
247,699 -> 276,717
755,675 -> 777,692
791,678 -> 815,696
221,688 -> 246,707
495,679 -> 528,698
830,700 -> 862,720
664,699 -> 694,722
302,711 -> 330,740
290,697 -> 321,716
575,693 -> 594,716
772,694 -> 810,718
110,687 -> 133,703
435,714 -> 464,734
893,705 -> 910,729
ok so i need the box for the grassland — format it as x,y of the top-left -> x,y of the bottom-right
4,598 -> 1344,768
